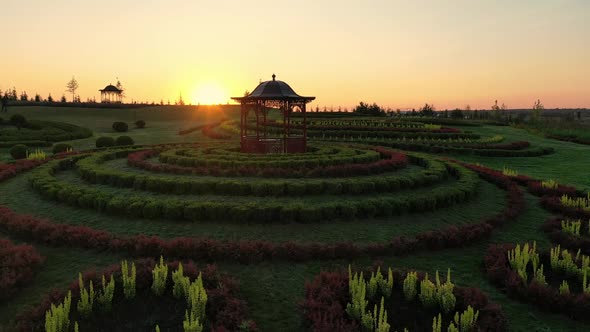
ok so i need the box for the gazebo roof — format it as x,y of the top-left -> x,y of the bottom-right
100,84 -> 122,92
232,74 -> 315,102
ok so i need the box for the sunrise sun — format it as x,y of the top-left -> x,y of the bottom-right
192,83 -> 228,105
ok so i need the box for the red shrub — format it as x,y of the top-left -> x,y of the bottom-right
0,238 -> 43,301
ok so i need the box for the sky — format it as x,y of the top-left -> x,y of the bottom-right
0,0 -> 588,110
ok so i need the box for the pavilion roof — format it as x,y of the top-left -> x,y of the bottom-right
232,74 -> 315,102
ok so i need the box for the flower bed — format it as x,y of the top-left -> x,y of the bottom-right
15,257 -> 256,331
542,217 -> 590,255
485,243 -> 590,321
301,265 -> 506,331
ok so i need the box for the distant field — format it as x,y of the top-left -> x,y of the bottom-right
1,106 -> 590,331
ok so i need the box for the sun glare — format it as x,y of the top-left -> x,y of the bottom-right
192,83 -> 229,105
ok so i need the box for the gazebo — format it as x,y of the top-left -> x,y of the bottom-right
231,74 -> 315,153
99,84 -> 123,103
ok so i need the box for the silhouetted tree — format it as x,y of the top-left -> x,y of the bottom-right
451,108 -> 464,119
419,103 -> 435,117
531,99 -> 544,123
60,95 -> 67,103
116,79 -> 126,99
353,102 -> 385,116
66,76 -> 79,102
491,100 -> 500,119
34,93 -> 41,102
19,91 -> 28,101
47,94 -> 54,103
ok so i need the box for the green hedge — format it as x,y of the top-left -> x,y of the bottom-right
159,145 -> 382,169
0,120 -> 92,144
76,149 -> 448,196
28,156 -> 479,223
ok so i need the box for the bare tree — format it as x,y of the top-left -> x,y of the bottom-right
66,76 -> 79,102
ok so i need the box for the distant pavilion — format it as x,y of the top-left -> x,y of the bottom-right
231,74 -> 315,154
99,84 -> 123,103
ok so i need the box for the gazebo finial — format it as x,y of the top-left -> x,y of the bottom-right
272,73 -> 276,81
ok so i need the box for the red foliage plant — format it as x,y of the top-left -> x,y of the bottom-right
0,238 -> 43,301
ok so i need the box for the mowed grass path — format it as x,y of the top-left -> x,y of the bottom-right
1,107 -> 590,331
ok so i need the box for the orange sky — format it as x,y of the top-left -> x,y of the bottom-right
1,0 -> 588,110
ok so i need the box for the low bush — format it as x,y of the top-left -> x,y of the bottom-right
9,114 -> 27,129
115,135 -> 134,146
96,136 -> 115,148
9,144 -> 29,159
135,120 -> 146,129
0,238 -> 43,302
112,121 -> 128,132
52,143 -> 73,154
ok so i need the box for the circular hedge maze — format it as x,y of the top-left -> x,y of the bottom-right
1,116 -> 589,331
0,116 -> 92,148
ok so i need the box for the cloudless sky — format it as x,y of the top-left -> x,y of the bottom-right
1,0 -> 588,109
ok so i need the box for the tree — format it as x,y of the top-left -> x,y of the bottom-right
419,103 -> 435,117
47,94 -> 54,103
66,76 -> 79,102
353,102 -> 385,116
19,91 -> 28,101
531,99 -> 544,123
116,79 -> 126,100
451,108 -> 464,119
491,100 -> 500,119
60,95 -> 67,103
34,93 -> 41,102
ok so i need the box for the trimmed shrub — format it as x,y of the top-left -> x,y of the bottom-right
9,144 -> 29,159
52,143 -> 73,154
96,137 -> 115,148
135,120 -> 146,129
112,121 -> 128,132
9,114 -> 27,129
115,135 -> 135,146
